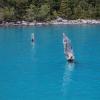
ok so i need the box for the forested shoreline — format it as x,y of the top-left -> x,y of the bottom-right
0,0 -> 100,22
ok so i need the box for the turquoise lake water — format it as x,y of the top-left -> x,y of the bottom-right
0,25 -> 100,100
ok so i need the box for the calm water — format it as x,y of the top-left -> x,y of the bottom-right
0,24 -> 100,100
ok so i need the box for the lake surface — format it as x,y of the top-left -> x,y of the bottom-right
0,24 -> 100,100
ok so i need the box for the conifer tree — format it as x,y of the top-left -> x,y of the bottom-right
59,0 -> 68,18
59,0 -> 72,19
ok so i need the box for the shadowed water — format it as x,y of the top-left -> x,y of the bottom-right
0,24 -> 100,100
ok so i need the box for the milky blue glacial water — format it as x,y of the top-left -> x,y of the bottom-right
0,24 -> 100,100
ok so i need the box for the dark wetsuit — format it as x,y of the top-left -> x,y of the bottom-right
32,38 -> 34,42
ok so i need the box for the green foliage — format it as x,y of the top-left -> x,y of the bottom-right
24,4 -> 50,21
53,10 -> 58,19
24,4 -> 37,21
0,0 -> 100,21
0,7 -> 15,21
74,5 -> 83,19
59,0 -> 68,18
0,9 -> 4,21
37,4 -> 50,21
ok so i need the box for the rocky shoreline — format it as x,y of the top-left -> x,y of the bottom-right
0,19 -> 100,26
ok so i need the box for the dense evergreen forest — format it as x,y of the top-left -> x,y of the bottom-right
0,0 -> 100,22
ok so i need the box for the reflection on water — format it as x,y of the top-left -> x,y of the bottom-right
31,42 -> 35,49
62,62 -> 75,96
30,41 -> 36,61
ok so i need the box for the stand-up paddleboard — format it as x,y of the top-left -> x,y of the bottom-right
31,33 -> 35,42
63,33 -> 75,62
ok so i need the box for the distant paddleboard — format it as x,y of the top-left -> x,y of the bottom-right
63,33 -> 75,62
31,33 -> 35,42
